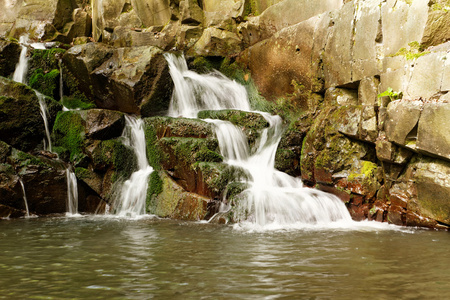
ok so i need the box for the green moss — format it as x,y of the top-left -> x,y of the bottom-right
9,149 -> 53,173
348,161 -> 377,182
61,96 -> 96,110
52,111 -> 86,163
30,48 -> 66,71
92,139 -> 137,182
147,171 -> 163,205
61,65 -> 95,108
74,167 -> 90,179
391,41 -> 429,60
144,120 -> 163,170
29,68 -> 60,98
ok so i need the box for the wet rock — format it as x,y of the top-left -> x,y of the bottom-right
85,109 -> 125,140
62,42 -> 114,101
0,78 -> 61,152
53,110 -> 137,201
63,43 -> 173,116
301,107 -> 380,201
90,46 -> 172,116
148,170 -> 210,221
197,109 -> 269,148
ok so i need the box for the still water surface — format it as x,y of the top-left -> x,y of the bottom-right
1,216 -> 449,299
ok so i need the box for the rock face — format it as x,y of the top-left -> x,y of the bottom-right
0,0 -> 449,228
63,43 -> 173,116
0,78 -> 61,152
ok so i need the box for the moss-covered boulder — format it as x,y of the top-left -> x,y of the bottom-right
144,116 -> 249,218
52,109 -> 136,201
147,170 -> 210,221
0,77 -> 61,152
198,109 -> 269,148
63,43 -> 173,116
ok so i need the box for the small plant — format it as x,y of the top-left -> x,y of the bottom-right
377,87 -> 402,106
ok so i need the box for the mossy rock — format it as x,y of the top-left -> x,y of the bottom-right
0,77 -> 46,152
88,139 -> 137,183
143,116 -> 216,171
52,110 -> 86,163
198,109 -> 269,147
29,68 -> 60,99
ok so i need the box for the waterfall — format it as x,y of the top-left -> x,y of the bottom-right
13,35 -> 29,84
66,168 -> 79,216
166,54 -> 353,229
35,91 -> 52,152
164,53 -> 250,118
113,116 -> 153,217
18,179 -> 30,218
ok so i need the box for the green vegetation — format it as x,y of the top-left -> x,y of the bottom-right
377,87 -> 402,106
52,111 -> 86,163
61,96 -> 96,110
29,68 -> 60,98
391,41 -> 429,60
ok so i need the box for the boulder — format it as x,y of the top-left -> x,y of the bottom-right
393,156 -> 450,227
190,27 -> 242,57
385,100 -> 423,148
417,103 -> 450,161
85,109 -> 125,140
63,43 -> 173,116
421,1 -> 450,49
53,109 -> 137,189
148,170 -> 210,220
0,77 -> 61,152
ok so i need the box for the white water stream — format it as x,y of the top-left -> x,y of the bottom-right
18,179 -> 30,218
164,53 -> 250,118
35,91 -> 52,152
13,35 -> 29,84
113,116 -> 153,217
66,168 -> 79,216
165,53 -> 353,229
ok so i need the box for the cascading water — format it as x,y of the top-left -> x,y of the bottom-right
113,116 -> 153,217
13,35 -> 29,84
18,179 -> 30,218
165,53 -> 353,229
36,92 -> 52,152
66,168 -> 79,216
164,53 -> 250,118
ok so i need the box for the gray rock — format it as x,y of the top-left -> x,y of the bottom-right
417,103 -> 450,160
385,100 -> 423,147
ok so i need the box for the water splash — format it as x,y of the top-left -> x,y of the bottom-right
113,116 -> 153,217
166,54 -> 353,230
18,179 -> 30,218
164,53 -> 250,118
13,35 -> 29,84
66,168 -> 79,216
